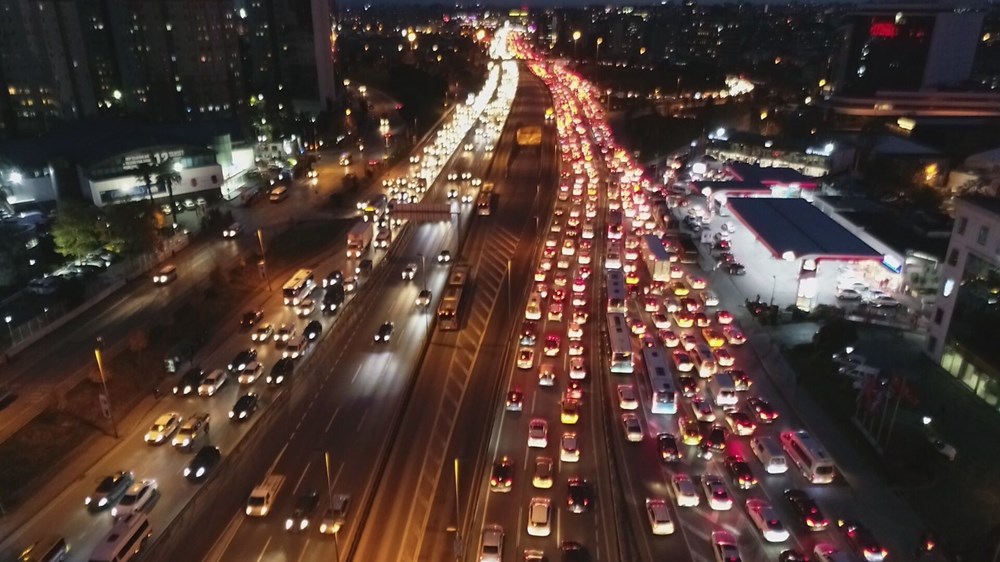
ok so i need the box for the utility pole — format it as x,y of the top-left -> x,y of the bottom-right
94,337 -> 118,438
257,229 -> 272,291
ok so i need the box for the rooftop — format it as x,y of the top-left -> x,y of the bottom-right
727,197 -> 882,261
958,195 -> 1000,218
725,162 -> 819,188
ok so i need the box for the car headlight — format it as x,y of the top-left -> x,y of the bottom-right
229,411 -> 235,419
227,364 -> 234,371
276,376 -> 284,383
177,438 -> 190,447
239,411 -> 247,418
320,523 -> 328,533
285,519 -> 294,530
184,467 -> 191,476
184,385 -> 191,393
98,498 -> 108,507
300,519 -> 309,530
196,467 -> 205,477
111,507 -> 119,517
85,496 -> 92,505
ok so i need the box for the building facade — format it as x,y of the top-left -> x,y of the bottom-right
927,196 -> 1000,410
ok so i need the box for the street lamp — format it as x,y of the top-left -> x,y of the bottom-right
94,337 -> 119,438
769,275 -> 777,306
572,30 -> 581,59
256,229 -> 272,291
596,37 -> 603,63
3,315 -> 12,342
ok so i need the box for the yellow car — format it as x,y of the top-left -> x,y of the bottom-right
561,400 -> 580,425
702,328 -> 726,348
679,416 -> 703,445
672,282 -> 690,296
674,312 -> 694,329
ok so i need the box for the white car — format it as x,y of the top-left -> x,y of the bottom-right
144,412 -> 182,445
560,432 -> 580,462
568,342 -> 585,356
479,524 -> 504,562
702,474 -> 733,511
567,322 -> 583,340
746,499 -> 789,543
646,497 -> 675,535
295,299 -> 315,317
415,289 -> 432,308
622,413 -> 643,442
670,473 -> 700,507
198,369 -> 228,396
517,348 -> 535,370
532,456 -> 553,488
712,530 -> 741,562
528,419 -> 548,448
526,497 -> 551,537
569,357 -> 587,380
653,313 -> 671,330
702,290 -> 720,307
691,396 -> 716,422
617,385 -> 638,410
537,363 -> 556,387
238,361 -> 263,385
402,264 -> 417,280
111,480 -> 157,518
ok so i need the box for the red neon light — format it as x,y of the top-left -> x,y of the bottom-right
869,22 -> 899,38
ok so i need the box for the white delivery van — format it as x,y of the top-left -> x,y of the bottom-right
750,435 -> 788,474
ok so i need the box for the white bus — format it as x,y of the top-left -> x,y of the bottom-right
606,270 -> 627,314
88,513 -> 153,562
282,269 -> 316,306
780,430 -> 836,484
642,346 -> 677,414
606,313 -> 634,374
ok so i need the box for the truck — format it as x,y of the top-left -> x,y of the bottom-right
246,474 -> 285,517
642,234 -> 671,282
438,264 -> 470,331
476,182 -> 496,216
346,221 -> 373,259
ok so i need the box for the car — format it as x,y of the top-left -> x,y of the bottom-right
705,424 -> 729,452
237,361 -> 263,384
438,250 -> 452,264
566,478 -> 592,514
621,413 -> 643,442
659,329 -> 680,348
713,348 -> 735,367
715,310 -> 734,325
565,379 -> 584,401
518,348 -> 536,370
657,433 -> 681,462
560,432 -> 580,462
274,324 -> 296,345
567,340 -> 585,356
144,412 -> 182,445
490,457 -> 514,492
674,312 -> 694,328
543,334 -> 561,356
838,519 -> 888,562
526,497 -> 552,537
628,318 -> 646,335
111,479 -> 157,518
374,321 -> 394,343
702,474 -> 732,511
671,472 -> 700,507
506,389 -> 524,412
267,357 -> 295,386
785,488 -> 828,531
285,492 -> 320,532
415,289 -> 432,308
725,409 -> 757,436
711,530 -> 741,562
319,494 -> 351,534
223,223 -> 243,238
747,396 -> 777,423
722,326 -> 746,346
560,541 -> 589,562
184,446 -> 221,481
746,499 -> 789,543
672,351 -> 693,373
778,550 -> 807,562
548,302 -> 564,321
572,309 -> 588,325
532,456 -> 554,488
679,416 -> 703,445
931,438 -> 957,461
344,276 -> 358,292
228,349 -> 258,372
241,310 -> 263,329
694,313 -> 711,328
86,471 -> 134,510
560,400 -> 580,424
567,322 -> 583,340
173,368 -> 206,395
402,263 -> 417,280
479,524 -> 505,562
672,282 -> 690,296
250,324 -> 274,343
617,385 -> 638,410
678,375 -> 698,398
569,357 -> 587,380
528,418 -> 548,448
702,328 -> 725,348
304,320 -> 322,341
172,412 -> 210,450
691,395 -> 716,422
724,455 -> 757,489
725,263 -> 746,275
193,369 -> 227,397
282,335 -> 309,359
687,275 -> 707,290
229,392 -> 259,422
323,270 -> 343,288
680,333 -> 698,351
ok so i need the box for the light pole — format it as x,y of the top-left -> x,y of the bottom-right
572,30 -> 581,60
452,458 -> 462,560
596,37 -> 603,63
506,259 -> 512,320
256,229 -> 272,291
94,337 -> 119,438
3,315 -> 12,343
769,275 -> 777,306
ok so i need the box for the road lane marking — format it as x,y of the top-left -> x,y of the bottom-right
296,538 -> 312,562
255,536 -> 272,562
324,406 -> 341,433
267,442 -> 290,477
293,460 -> 312,495
352,363 -> 363,383
356,409 -> 369,432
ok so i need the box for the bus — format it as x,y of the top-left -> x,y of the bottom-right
88,513 -> 153,562
476,182 -> 495,216
606,271 -> 627,313
642,346 -> 677,414
282,269 -> 316,306
607,209 -> 624,240
438,264 -> 470,330
780,430 -> 836,484
606,313 -> 634,374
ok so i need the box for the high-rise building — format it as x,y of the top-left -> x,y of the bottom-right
832,6 -> 985,96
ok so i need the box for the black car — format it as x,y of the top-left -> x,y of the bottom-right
322,286 -> 345,314
678,375 -> 698,398
184,446 -> 221,482
566,478 -> 593,513
838,519 -> 888,561
323,270 -> 343,288
704,424 -> 729,452
85,471 -> 134,511
173,368 -> 206,395
374,322 -> 394,343
489,457 -> 513,492
560,541 -> 589,562
228,348 -> 258,372
784,489 -> 829,531
229,393 -> 259,422
285,491 -> 320,532
726,263 -> 746,276
304,320 -> 323,341
356,259 -> 373,277
240,310 -> 263,330
657,433 -> 681,462
267,358 -> 295,386
724,455 -> 757,489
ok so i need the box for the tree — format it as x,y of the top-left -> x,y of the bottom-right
133,161 -> 158,204
155,159 -> 182,224
51,201 -> 101,261
812,318 -> 858,356
101,200 -> 158,257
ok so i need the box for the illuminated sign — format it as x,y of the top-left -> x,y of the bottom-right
882,254 -> 903,273
870,22 -> 899,38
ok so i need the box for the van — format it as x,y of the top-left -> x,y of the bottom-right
152,265 -> 177,285
691,344 -> 717,378
525,292 -> 543,321
781,430 -> 836,484
269,186 -> 288,202
246,475 -> 285,516
708,372 -> 737,406
749,435 -> 788,474
88,513 -> 152,562
17,537 -> 69,562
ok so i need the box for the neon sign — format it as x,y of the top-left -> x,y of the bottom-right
870,22 -> 899,38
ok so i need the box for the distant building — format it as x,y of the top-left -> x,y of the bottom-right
704,131 -> 855,177
927,196 -> 1000,410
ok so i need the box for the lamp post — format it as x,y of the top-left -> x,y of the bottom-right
3,314 -> 12,343
94,337 -> 119,438
257,229 -> 272,291
596,37 -> 603,63
769,275 -> 777,306
572,31 -> 581,60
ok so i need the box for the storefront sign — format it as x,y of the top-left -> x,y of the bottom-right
882,254 -> 903,273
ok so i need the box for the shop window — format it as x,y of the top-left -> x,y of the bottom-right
934,308 -> 944,324
211,174 -> 218,184
978,226 -> 989,246
947,249 -> 959,266
957,216 -> 968,235
190,178 -> 198,188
